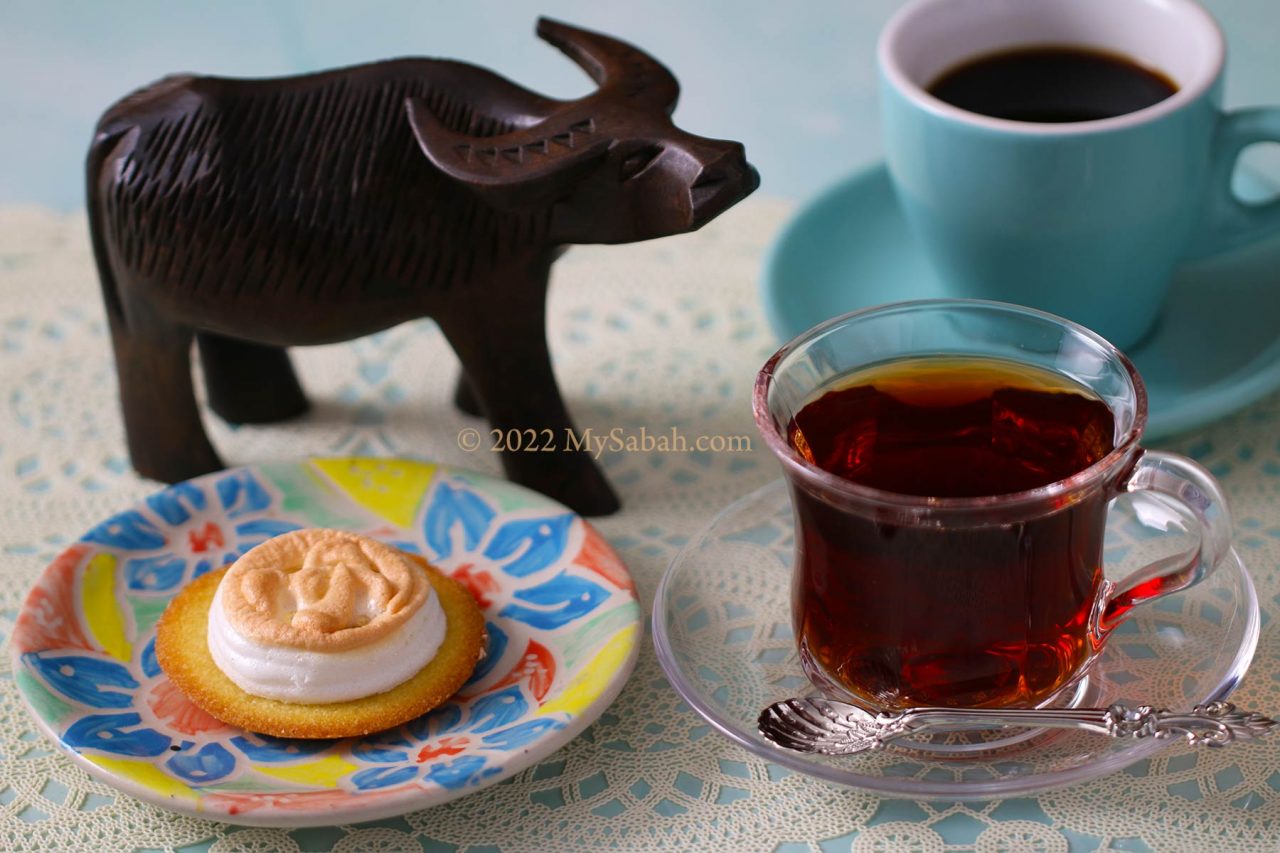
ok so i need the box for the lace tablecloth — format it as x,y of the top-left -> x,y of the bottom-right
1,201 -> 1277,852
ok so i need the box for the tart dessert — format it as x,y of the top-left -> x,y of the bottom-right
155,529 -> 485,739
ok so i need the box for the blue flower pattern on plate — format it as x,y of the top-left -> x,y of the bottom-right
64,713 -> 172,756
423,481 -> 495,559
348,686 -> 562,791
499,571 -> 610,630
24,652 -> 137,708
85,471 -> 303,598
483,514 -> 575,577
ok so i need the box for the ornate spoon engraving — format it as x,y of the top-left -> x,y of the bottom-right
758,698 -> 1276,756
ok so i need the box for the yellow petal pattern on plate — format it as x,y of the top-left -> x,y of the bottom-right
311,458 -> 436,528
82,553 -> 132,662
537,625 -> 638,718
256,755 -> 360,789
85,755 -> 198,801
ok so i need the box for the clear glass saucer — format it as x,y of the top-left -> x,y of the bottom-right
652,480 -> 1260,800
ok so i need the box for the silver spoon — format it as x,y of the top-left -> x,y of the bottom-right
758,697 -> 1277,756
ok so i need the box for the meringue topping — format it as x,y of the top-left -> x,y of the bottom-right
218,529 -> 431,652
207,529 -> 448,703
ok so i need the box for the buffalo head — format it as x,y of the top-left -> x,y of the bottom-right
406,18 -> 759,244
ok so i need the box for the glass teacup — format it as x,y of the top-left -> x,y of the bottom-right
753,300 -> 1232,710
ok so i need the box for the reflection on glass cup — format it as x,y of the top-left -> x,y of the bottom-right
753,300 -> 1232,710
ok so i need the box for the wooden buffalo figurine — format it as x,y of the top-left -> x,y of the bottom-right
87,17 -> 758,516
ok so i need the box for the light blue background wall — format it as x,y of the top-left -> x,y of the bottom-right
2,0 -> 1278,209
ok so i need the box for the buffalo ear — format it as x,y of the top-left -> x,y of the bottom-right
406,96 -> 611,210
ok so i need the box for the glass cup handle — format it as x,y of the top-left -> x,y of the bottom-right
1099,450 -> 1233,633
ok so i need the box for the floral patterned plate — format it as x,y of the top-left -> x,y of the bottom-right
10,458 -> 642,827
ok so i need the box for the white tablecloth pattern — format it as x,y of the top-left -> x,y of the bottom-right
0,202 -> 1277,852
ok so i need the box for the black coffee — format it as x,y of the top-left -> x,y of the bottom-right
927,46 -> 1178,123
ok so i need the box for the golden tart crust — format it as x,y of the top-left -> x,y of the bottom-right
155,555 -> 485,739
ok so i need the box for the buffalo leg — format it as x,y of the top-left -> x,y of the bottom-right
453,372 -> 484,417
197,333 -> 309,424
108,310 -> 223,483
437,282 -> 620,517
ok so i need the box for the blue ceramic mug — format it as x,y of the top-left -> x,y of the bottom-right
878,0 -> 1280,349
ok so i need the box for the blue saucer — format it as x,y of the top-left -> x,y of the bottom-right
762,164 -> 1280,439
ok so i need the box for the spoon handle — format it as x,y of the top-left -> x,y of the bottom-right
899,701 -> 1275,744
759,698 -> 1277,756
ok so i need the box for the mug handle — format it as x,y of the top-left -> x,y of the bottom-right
1189,107 -> 1280,259
1098,450 -> 1233,632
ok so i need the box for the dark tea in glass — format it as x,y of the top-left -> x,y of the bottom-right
787,356 -> 1119,708
754,301 -> 1232,713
